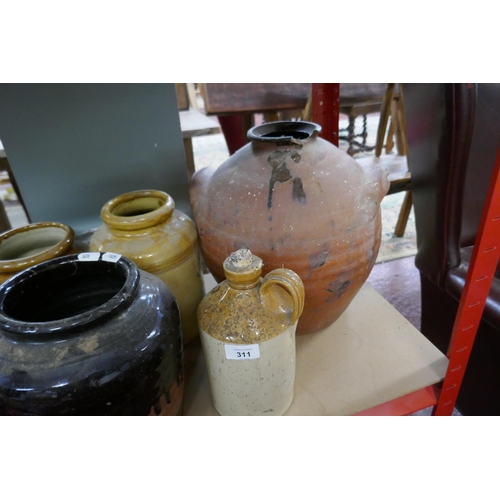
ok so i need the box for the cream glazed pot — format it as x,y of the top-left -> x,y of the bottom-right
89,190 -> 205,344
198,249 -> 305,416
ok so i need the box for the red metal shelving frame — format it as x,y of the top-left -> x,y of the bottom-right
432,144 -> 500,415
312,84 -> 500,415
360,145 -> 500,416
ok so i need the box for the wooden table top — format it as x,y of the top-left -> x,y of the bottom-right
179,109 -> 221,139
200,83 -> 389,116
201,83 -> 311,115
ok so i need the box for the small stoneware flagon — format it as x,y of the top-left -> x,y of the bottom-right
198,248 -> 304,416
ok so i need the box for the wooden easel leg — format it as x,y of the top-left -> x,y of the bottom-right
396,86 -> 408,156
375,83 -> 395,157
386,115 -> 396,154
394,191 -> 413,237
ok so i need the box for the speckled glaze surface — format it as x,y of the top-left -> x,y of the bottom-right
0,253 -> 183,416
0,222 -> 75,284
89,190 -> 205,344
198,249 -> 304,416
190,121 -> 389,335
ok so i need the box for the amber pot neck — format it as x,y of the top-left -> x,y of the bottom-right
101,190 -> 174,231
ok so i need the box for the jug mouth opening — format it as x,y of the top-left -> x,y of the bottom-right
261,130 -> 310,140
0,253 -> 139,337
247,121 -> 322,145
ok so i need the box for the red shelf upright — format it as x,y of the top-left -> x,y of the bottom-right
433,144 -> 500,415
311,84 -> 500,415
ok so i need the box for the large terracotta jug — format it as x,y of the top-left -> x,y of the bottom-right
190,121 -> 389,335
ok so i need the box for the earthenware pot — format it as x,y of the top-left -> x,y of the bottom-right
0,222 -> 75,284
0,252 -> 183,416
190,121 -> 389,335
198,248 -> 304,416
89,189 -> 205,344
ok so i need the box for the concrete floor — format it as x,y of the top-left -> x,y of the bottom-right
367,255 -> 421,331
366,256 -> 462,416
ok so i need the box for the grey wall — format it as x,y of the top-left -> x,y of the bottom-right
0,83 -> 190,234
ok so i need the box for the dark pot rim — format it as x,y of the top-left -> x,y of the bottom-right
0,252 -> 139,337
247,120 -> 322,145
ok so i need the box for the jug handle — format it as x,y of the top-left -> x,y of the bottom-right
260,269 -> 305,324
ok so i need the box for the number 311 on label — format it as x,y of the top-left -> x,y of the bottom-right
224,344 -> 260,360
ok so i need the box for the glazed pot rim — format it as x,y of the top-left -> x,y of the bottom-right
247,120 -> 322,145
100,189 -> 175,231
0,222 -> 75,272
0,252 -> 140,337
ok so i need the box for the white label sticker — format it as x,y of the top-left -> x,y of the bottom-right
102,252 -> 122,263
78,252 -> 101,261
224,344 -> 260,360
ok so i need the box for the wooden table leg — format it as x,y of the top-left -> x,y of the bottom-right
183,137 -> 196,181
242,113 -> 254,140
0,200 -> 11,234
0,156 -> 31,222
264,112 -> 280,122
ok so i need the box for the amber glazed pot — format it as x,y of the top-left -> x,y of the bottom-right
0,222 -> 75,284
90,190 -> 205,344
190,121 -> 389,335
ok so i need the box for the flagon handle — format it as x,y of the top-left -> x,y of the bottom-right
260,268 -> 305,324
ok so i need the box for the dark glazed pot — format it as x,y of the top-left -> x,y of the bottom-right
190,121 -> 389,335
0,253 -> 183,416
